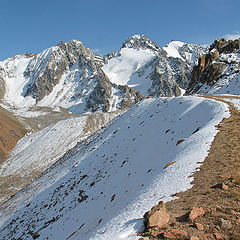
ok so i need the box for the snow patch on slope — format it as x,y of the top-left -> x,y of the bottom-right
0,112 -> 117,177
0,55 -> 35,107
198,73 -> 240,96
102,48 -> 155,87
163,41 -> 185,60
0,116 -> 87,176
0,96 -> 229,240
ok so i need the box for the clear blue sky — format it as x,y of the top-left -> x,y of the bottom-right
0,0 -> 239,60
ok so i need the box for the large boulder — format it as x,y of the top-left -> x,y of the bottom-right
144,201 -> 170,228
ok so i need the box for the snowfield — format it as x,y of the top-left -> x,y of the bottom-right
102,48 -> 155,91
163,41 -> 185,60
0,96 -> 229,240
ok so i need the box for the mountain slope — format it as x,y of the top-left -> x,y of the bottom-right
0,96 -> 229,240
0,106 -> 27,161
103,35 -> 208,97
142,96 -> 240,239
0,111 -> 119,204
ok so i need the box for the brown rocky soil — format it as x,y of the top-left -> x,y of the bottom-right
140,96 -> 240,239
0,106 -> 27,162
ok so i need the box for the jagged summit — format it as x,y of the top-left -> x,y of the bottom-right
121,34 -> 161,51
209,37 -> 240,53
57,39 -> 83,46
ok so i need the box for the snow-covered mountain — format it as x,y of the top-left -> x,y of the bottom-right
0,96 -> 229,240
0,40 -> 142,115
103,34 -> 208,97
186,38 -> 240,95
0,35 -> 208,117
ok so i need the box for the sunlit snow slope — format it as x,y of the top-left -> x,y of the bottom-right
0,96 -> 229,240
0,112 -> 118,204
102,48 -> 155,92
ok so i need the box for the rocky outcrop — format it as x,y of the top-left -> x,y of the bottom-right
103,52 -> 117,64
144,201 -> 170,228
86,71 -> 143,112
141,204 -> 209,239
0,67 -> 5,100
146,57 -> 184,97
186,38 -> 240,94
189,207 -> 205,222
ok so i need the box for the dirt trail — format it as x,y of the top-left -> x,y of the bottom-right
141,96 -> 240,239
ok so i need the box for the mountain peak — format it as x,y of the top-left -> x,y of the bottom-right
57,39 -> 85,49
122,34 -> 161,51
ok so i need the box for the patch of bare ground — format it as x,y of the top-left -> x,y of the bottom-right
0,106 -> 27,162
140,96 -> 240,239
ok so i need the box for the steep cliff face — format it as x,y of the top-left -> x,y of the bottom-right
103,35 -> 208,97
186,38 -> 240,95
23,40 -> 97,102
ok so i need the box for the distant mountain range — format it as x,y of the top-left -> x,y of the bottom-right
0,35 -> 208,115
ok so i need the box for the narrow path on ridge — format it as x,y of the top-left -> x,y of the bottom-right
141,95 -> 240,239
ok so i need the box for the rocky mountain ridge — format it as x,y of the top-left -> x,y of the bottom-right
103,35 -> 208,97
0,39 -> 143,115
186,38 -> 240,95
0,35 -> 208,116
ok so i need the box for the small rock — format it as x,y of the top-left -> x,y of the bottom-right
163,229 -> 188,239
190,237 -> 199,240
144,201 -> 170,228
211,183 -> 228,190
139,237 -> 150,240
189,207 -> 205,222
211,210 -> 220,217
176,138 -> 186,146
202,233 -> 214,240
214,233 -> 224,240
30,231 -> 40,239
164,161 -> 176,169
230,209 -> 240,216
219,218 -> 232,229
216,205 -> 223,211
194,222 -> 204,231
